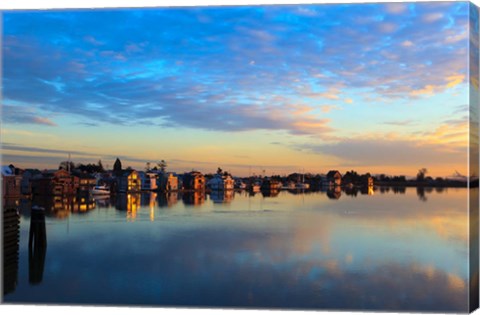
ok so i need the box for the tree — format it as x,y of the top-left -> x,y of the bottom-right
98,160 -> 105,172
113,158 -> 122,172
416,168 -> 428,182
157,160 -> 167,172
59,161 -> 75,171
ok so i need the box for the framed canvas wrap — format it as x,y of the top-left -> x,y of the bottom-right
1,1 -> 479,314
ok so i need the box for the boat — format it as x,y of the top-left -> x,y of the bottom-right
235,180 -> 247,189
261,179 -> 282,190
295,182 -> 310,190
31,205 -> 45,212
296,171 -> 310,190
92,185 -> 110,195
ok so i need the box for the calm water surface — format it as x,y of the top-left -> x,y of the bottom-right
3,187 -> 472,312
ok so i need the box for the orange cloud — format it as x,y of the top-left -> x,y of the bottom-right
446,74 -> 465,88
320,105 -> 341,113
410,74 -> 465,96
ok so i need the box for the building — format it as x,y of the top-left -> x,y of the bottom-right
157,172 -> 178,192
182,171 -> 205,191
75,173 -> 97,194
207,173 -> 234,191
2,165 -> 22,199
138,172 -> 158,191
20,169 -> 42,195
326,170 -> 342,186
3,207 -> 20,295
260,179 -> 282,191
116,170 -> 141,193
363,175 -> 374,187
31,169 -> 78,196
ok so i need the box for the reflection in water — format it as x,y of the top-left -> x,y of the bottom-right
344,186 -> 358,197
470,188 -> 479,309
157,192 -> 179,208
115,193 -> 140,220
32,195 -> 69,219
29,208 -> 47,285
379,186 -> 390,194
94,194 -> 113,208
327,186 -> 342,200
260,190 -> 280,198
3,207 -> 20,296
149,192 -> 157,221
31,194 -> 97,218
209,190 -> 234,203
392,186 -> 406,194
71,193 -> 96,214
3,188 -> 472,312
417,187 -> 427,201
182,191 -> 205,206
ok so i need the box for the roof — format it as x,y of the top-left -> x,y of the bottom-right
1,165 -> 14,176
120,169 -> 137,176
74,172 -> 96,179
327,170 -> 341,177
184,171 -> 204,178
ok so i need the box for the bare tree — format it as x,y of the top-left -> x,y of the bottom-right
416,168 -> 428,182
157,160 -> 167,172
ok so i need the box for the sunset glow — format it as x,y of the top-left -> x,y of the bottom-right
1,2 -> 473,177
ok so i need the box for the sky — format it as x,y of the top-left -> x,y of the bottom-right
0,2 -> 475,177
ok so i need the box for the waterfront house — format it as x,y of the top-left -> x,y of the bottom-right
20,169 -> 42,195
74,172 -> 96,194
157,172 -> 179,192
306,175 -> 324,190
182,171 -> 205,191
260,178 -> 282,191
234,178 -> 247,189
116,170 -> 141,193
31,169 -> 78,196
207,173 -> 234,190
2,165 -> 22,199
363,175 -> 374,187
138,172 -> 158,191
326,170 -> 342,186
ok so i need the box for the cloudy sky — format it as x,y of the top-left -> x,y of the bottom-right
1,2 -> 474,177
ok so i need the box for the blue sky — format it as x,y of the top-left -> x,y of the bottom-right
1,2 -> 474,176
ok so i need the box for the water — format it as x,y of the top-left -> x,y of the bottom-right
3,187 -> 472,312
